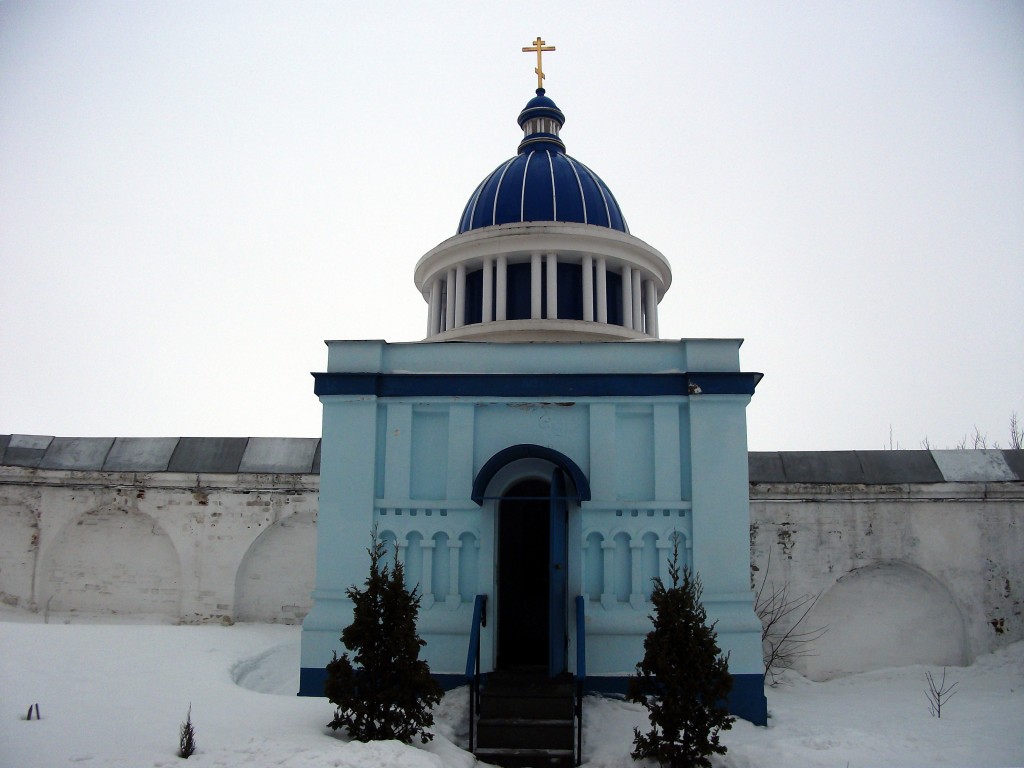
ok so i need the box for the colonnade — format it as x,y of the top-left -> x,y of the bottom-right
425,253 -> 661,338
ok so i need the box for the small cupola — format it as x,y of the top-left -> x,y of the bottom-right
518,89 -> 566,153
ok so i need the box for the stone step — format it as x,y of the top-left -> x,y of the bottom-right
474,670 -> 578,766
474,746 -> 575,768
482,691 -> 575,720
476,717 -> 575,751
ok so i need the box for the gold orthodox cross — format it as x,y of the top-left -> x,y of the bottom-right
523,37 -> 555,90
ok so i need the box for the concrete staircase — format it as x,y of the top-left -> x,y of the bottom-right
474,670 -> 577,767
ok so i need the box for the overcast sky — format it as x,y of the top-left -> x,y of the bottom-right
2,1 -> 1021,451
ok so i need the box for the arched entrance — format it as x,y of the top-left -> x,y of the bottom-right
473,445 -> 588,677
496,470 -> 570,675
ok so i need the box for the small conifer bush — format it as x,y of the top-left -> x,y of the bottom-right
628,539 -> 734,768
178,704 -> 196,759
324,529 -> 442,744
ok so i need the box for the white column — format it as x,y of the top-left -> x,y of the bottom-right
420,538 -> 435,610
546,253 -> 558,319
630,538 -> 646,609
631,269 -> 643,331
596,258 -> 608,323
496,255 -> 508,321
437,281 -> 445,335
531,253 -> 543,319
658,541 -> 674,584
621,265 -> 633,330
601,540 -> 617,610
643,279 -> 658,338
427,279 -> 441,337
447,539 -> 463,608
454,264 -> 466,328
582,255 -> 594,322
482,257 -> 493,323
445,269 -> 456,330
398,539 -> 409,590
581,536 -> 590,601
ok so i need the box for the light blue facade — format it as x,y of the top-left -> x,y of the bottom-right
300,340 -> 766,722
300,83 -> 767,724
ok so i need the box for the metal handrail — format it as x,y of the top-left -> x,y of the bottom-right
465,594 -> 487,754
574,595 -> 586,766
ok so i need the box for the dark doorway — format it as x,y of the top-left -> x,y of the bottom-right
497,479 -> 550,669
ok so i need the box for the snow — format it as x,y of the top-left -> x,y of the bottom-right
2,610 -> 1022,768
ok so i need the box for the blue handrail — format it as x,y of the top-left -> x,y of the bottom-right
466,594 -> 487,678
574,595 -> 586,766
466,594 -> 487,753
575,595 -> 586,683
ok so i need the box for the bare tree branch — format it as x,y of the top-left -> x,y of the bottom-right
1010,412 -> 1022,450
754,547 -> 829,685
925,668 -> 959,718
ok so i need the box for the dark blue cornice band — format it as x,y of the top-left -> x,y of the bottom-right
312,371 -> 762,398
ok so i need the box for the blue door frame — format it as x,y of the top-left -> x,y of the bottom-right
549,469 -> 569,676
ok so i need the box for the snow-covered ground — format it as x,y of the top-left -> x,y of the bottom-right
1,611 -> 1021,767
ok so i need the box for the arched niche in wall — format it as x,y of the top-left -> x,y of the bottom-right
0,499 -> 38,609
40,507 -> 182,618
799,561 -> 968,681
234,510 -> 317,624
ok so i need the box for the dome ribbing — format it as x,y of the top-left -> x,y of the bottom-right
457,90 -> 629,234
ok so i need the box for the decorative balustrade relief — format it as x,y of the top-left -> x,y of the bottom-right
581,505 -> 692,610
375,500 -> 692,616
376,501 -> 481,610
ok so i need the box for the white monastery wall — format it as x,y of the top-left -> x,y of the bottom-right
749,449 -> 1024,679
1,436 -> 1021,680
0,466 -> 318,623
0,435 -> 320,623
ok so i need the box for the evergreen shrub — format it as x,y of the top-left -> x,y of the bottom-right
324,529 -> 442,744
628,540 -> 734,767
178,704 -> 196,759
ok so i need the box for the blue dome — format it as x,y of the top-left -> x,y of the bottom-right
457,90 -> 629,235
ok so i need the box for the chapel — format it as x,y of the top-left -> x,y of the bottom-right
298,39 -> 768,754
2,39 -> 1020,768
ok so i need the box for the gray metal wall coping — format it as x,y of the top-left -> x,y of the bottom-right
239,437 -> 320,474
167,437 -> 249,473
1,435 -> 1021,482
104,438 -> 180,472
2,434 -> 54,468
39,437 -> 116,471
0,435 -> 324,474
1003,450 -> 1024,480
749,449 -> 1021,484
